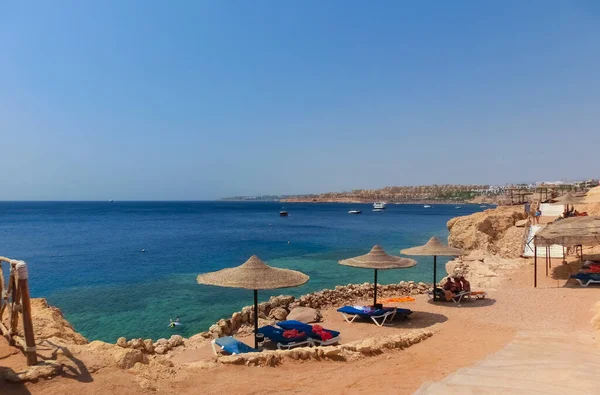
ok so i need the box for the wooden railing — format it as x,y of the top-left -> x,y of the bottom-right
0,256 -> 37,365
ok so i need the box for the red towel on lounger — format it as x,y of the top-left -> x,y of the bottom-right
312,325 -> 332,341
282,329 -> 305,339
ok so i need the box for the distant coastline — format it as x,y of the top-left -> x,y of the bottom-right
279,198 -> 481,205
221,184 -> 505,205
220,197 -> 499,205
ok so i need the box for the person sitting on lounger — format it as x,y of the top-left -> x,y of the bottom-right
442,277 -> 456,301
459,276 -> 471,293
450,276 -> 463,294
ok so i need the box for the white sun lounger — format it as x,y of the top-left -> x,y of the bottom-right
337,306 -> 396,327
428,290 -> 472,303
570,273 -> 600,287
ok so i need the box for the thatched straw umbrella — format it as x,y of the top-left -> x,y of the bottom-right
551,192 -> 583,217
550,192 -> 583,205
401,236 -> 463,301
197,255 -> 309,348
339,245 -> 416,307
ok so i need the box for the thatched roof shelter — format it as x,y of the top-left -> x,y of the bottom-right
534,217 -> 600,247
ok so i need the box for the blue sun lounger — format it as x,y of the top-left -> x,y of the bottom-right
337,306 -> 398,327
570,273 -> 600,287
211,336 -> 259,355
257,325 -> 313,349
393,308 -> 413,318
277,320 -> 341,346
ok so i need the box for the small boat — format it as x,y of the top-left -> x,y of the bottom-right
372,208 -> 383,212
455,206 -> 461,209
279,210 -> 289,217
108,199 -> 114,203
348,210 -> 362,214
423,205 -> 431,208
373,202 -> 386,210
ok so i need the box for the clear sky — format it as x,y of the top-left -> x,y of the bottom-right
1,1 -> 599,200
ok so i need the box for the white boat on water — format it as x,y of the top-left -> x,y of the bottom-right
373,202 -> 386,210
348,209 -> 362,214
423,205 -> 431,208
372,208 -> 383,212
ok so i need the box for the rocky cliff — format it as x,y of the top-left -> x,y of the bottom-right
28,298 -> 89,345
447,206 -> 527,258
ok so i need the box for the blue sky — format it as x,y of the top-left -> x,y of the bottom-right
1,1 -> 599,200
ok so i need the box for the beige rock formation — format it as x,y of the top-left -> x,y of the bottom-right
29,298 -> 89,345
1,360 -> 63,382
575,202 -> 600,216
268,307 -> 289,321
446,253 -> 527,290
286,307 -> 321,323
111,347 -> 147,369
447,206 -> 527,258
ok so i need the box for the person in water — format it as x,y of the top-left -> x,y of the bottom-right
169,317 -> 181,328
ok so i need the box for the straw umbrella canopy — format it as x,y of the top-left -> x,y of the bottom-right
401,237 -> 463,300
550,192 -> 583,206
197,255 -> 309,348
339,245 -> 416,306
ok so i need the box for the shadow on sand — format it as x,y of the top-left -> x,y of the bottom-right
426,297 -> 496,309
552,253 -> 600,285
386,311 -> 448,329
0,369 -> 32,395
36,340 -> 93,384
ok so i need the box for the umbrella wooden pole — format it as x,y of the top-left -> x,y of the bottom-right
534,244 -> 537,288
253,289 -> 259,349
545,247 -> 549,276
373,269 -> 378,307
433,256 -> 437,301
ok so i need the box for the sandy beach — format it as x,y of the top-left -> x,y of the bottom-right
2,206 -> 600,395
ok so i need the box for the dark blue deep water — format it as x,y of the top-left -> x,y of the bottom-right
0,201 -> 482,342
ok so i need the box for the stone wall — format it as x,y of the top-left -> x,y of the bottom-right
217,330 -> 433,367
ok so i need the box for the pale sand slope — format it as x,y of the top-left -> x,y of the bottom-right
2,257 -> 596,395
415,331 -> 600,394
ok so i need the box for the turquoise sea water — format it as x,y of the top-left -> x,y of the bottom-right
0,201 -> 482,342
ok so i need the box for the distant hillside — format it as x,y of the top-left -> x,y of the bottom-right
280,185 -> 490,203
223,184 -> 498,203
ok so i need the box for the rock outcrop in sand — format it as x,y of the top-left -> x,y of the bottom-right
447,206 -> 527,258
446,252 -> 527,290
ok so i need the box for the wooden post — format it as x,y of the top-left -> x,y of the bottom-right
253,289 -> 259,349
0,261 -> 4,322
545,246 -> 549,277
16,261 -> 37,366
534,244 -> 537,288
8,267 -> 19,346
432,255 -> 437,301
373,269 -> 378,307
